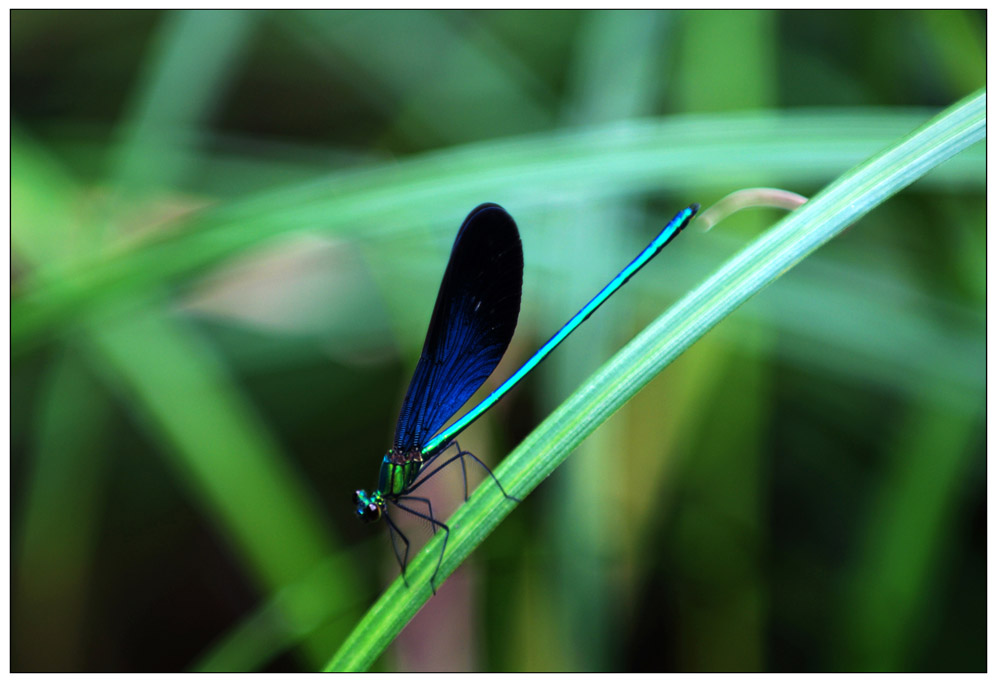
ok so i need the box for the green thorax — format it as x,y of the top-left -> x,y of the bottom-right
377,448 -> 423,497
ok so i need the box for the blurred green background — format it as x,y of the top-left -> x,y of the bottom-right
11,9 -> 984,672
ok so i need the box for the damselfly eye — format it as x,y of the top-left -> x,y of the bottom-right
360,502 -> 381,523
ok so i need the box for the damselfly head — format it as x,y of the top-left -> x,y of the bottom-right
353,489 -> 382,523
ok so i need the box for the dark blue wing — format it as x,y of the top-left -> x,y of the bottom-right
393,203 -> 523,452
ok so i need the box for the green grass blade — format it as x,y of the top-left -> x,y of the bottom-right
14,353 -> 110,670
837,378 -> 982,670
671,9 -> 776,670
279,10 -> 555,144
542,9 -> 675,670
12,129 -> 363,669
111,9 -> 256,196
324,87 -> 984,672
12,107 -> 984,355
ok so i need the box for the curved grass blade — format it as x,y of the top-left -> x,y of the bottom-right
324,87 -> 984,671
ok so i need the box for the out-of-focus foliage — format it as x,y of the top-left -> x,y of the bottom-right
11,9 -> 984,672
